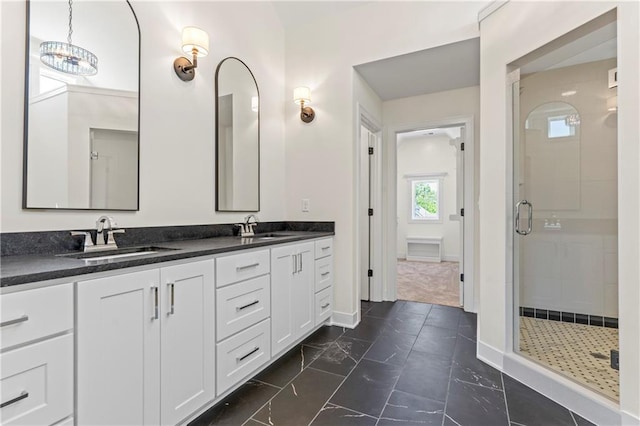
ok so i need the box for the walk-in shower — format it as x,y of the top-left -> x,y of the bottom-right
510,11 -> 619,401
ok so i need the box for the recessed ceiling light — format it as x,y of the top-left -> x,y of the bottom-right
561,90 -> 577,97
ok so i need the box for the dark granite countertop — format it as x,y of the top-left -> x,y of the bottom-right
1,223 -> 334,287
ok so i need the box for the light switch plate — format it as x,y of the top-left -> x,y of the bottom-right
302,199 -> 310,212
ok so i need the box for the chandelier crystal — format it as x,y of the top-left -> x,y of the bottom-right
39,0 -> 98,76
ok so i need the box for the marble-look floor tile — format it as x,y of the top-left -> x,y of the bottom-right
382,311 -> 427,336
445,379 -> 508,426
377,390 -> 444,426
394,350 -> 452,402
451,335 -> 502,390
253,368 -> 343,426
424,305 -> 462,330
330,359 -> 403,418
361,300 -> 374,316
243,419 -> 268,426
363,330 -> 417,366
364,300 -> 405,320
302,325 -> 345,349
190,380 -> 279,426
412,325 -> 458,358
458,311 -> 477,328
502,374 -> 575,426
457,324 -> 477,342
310,336 -> 372,376
571,411 -> 596,426
400,301 -> 433,315
254,344 -> 323,387
310,404 -> 377,426
343,315 -> 387,342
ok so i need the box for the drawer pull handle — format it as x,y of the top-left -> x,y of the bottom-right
1,391 -> 29,408
321,303 -> 330,309
321,272 -> 330,277
236,262 -> 259,271
237,347 -> 259,362
236,300 -> 259,311
0,315 -> 29,328
322,246 -> 330,250
168,283 -> 175,315
151,286 -> 159,320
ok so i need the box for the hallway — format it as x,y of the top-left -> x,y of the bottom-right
192,301 -> 593,425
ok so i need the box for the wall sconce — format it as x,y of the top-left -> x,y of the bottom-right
173,27 -> 209,82
293,86 -> 315,123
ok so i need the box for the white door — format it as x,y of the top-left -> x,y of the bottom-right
292,242 -> 315,338
160,260 -> 215,426
77,270 -> 161,426
271,245 -> 296,356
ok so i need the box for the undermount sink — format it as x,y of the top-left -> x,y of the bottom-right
59,246 -> 178,262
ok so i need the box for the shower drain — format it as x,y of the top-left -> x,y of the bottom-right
590,352 -> 609,360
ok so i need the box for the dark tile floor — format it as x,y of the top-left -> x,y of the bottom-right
191,301 -> 596,426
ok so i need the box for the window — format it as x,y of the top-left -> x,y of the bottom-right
547,115 -> 576,139
411,178 -> 441,221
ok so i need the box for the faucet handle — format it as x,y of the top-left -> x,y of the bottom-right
106,229 -> 125,245
235,224 -> 247,236
70,231 -> 94,250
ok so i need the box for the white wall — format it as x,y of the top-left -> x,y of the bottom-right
479,2 -> 639,421
396,134 -> 459,261
285,2 -> 482,323
1,1 -> 285,231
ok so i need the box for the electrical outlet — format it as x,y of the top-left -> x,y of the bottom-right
302,199 -> 310,212
610,349 -> 619,370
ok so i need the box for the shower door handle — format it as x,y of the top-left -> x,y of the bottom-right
515,200 -> 533,235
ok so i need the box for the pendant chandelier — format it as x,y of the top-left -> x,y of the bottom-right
40,0 -> 98,76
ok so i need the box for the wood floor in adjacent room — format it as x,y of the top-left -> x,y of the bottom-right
396,260 -> 460,307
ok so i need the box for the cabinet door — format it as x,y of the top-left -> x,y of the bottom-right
292,242 -> 315,338
271,245 -> 296,356
77,269 -> 161,426
160,260 -> 215,426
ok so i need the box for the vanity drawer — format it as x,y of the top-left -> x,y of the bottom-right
216,249 -> 270,288
216,319 -> 270,396
0,334 -> 73,426
216,275 -> 270,341
315,256 -> 333,293
315,287 -> 333,326
315,238 -> 333,259
0,283 -> 73,350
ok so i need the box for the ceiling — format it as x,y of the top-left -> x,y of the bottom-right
354,38 -> 480,101
271,1 -> 373,29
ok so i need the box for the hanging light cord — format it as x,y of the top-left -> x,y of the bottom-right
67,0 -> 73,45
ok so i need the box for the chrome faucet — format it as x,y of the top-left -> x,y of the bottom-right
70,216 -> 125,252
236,214 -> 258,237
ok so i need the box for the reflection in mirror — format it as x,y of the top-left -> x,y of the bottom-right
215,57 -> 260,212
524,102 -> 581,210
24,0 -> 140,210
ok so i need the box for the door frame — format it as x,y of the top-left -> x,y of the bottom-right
384,115 -> 476,312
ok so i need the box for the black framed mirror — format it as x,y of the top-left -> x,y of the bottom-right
23,0 -> 140,210
215,57 -> 260,212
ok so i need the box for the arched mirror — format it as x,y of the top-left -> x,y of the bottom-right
23,0 -> 140,210
215,57 -> 260,212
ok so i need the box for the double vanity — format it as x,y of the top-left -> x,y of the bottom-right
0,223 -> 334,425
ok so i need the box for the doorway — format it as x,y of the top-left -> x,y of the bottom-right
395,125 -> 464,307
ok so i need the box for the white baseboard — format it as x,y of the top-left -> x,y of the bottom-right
442,255 -> 459,262
331,310 -> 358,329
477,340 -> 504,370
621,410 -> 640,425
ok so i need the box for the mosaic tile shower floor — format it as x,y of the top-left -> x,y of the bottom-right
519,316 -> 619,401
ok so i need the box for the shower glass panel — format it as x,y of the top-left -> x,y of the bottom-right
511,12 -> 619,402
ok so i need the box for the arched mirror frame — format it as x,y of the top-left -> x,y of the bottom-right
22,0 -> 141,211
215,56 -> 260,212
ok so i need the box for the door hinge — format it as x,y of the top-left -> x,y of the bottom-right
368,269 -> 373,277
368,208 -> 373,216
460,142 -> 465,151
460,208 -> 464,217
460,273 -> 464,282
368,147 -> 374,155
90,151 -> 99,160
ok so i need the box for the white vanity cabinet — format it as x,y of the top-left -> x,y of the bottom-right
0,284 -> 74,426
314,238 -> 334,325
270,241 -> 315,356
77,259 -> 215,426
